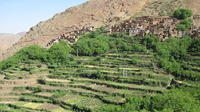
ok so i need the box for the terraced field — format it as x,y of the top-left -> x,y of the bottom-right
0,51 -> 173,112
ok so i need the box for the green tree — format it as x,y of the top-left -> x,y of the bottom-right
173,9 -> 193,19
48,41 -> 71,63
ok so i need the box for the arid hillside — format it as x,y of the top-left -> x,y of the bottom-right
0,0 -> 158,61
1,0 -> 200,61
134,0 -> 200,17
0,32 -> 25,54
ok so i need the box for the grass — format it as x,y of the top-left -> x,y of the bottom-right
23,102 -> 43,109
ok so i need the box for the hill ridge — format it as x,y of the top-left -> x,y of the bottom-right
0,0 -> 158,61
1,0 -> 200,62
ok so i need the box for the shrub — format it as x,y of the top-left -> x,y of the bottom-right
178,18 -> 193,31
26,86 -> 43,93
173,9 -> 193,19
151,89 -> 200,112
37,78 -> 46,85
177,24 -> 187,31
4,75 -> 16,80
174,9 -> 193,31
131,58 -> 140,65
72,35 -> 110,56
189,38 -> 200,52
52,91 -> 67,98
0,104 -> 8,111
141,35 -> 160,50
15,45 -> 48,62
47,41 -> 71,63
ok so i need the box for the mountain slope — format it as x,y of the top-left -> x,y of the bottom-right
1,0 -> 200,62
0,0 -> 157,61
0,29 -> 199,112
134,0 -> 200,17
0,32 -> 25,54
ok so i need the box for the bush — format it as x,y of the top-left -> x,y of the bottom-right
4,75 -> 16,80
141,35 -> 160,50
173,9 -> 193,19
47,41 -> 71,63
37,78 -> 46,85
174,9 -> 193,31
151,89 -> 200,112
73,35 -> 110,56
189,38 -> 200,52
26,86 -> 43,93
177,24 -> 187,31
52,91 -> 67,98
100,88 -> 200,112
177,18 -> 193,31
0,104 -> 8,111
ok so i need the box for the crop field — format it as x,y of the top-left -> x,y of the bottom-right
0,50 -> 174,112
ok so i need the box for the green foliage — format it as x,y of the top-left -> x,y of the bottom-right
189,38 -> 200,52
37,78 -> 46,85
142,35 -> 160,50
73,32 -> 146,56
173,8 -> 193,19
152,89 -> 200,112
0,41 -> 71,72
177,24 -> 187,31
149,36 -> 200,80
0,104 -> 8,111
177,18 -> 193,31
73,35 -> 110,56
4,75 -> 16,80
173,9 -> 193,31
83,26 -> 105,38
52,91 -> 67,98
0,56 -> 21,72
47,41 -> 71,63
15,45 -> 48,62
101,87 -> 200,112
0,27 -> 200,112
26,86 -> 43,93
131,58 -> 141,66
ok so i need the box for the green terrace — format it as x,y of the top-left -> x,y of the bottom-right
0,25 -> 200,111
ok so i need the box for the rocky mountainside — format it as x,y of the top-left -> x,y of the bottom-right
134,0 -> 200,17
0,32 -> 25,54
1,0 -> 200,61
